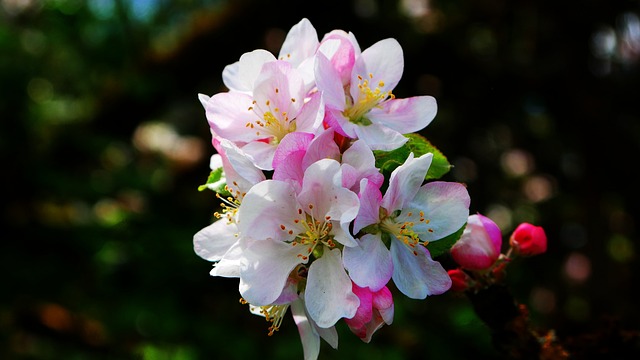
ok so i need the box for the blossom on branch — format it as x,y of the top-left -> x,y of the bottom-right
194,17 -> 479,359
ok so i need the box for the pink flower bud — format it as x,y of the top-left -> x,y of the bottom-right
509,222 -> 547,256
447,269 -> 471,292
450,214 -> 502,270
344,283 -> 394,343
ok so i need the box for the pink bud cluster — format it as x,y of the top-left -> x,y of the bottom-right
447,214 -> 547,292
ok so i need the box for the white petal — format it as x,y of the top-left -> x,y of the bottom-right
222,49 -> 276,93
408,181 -> 470,241
239,238 -> 305,306
294,91 -> 324,133
193,219 -> 238,262
218,139 -> 266,193
278,18 -> 319,68
240,141 -> 276,171
298,159 -> 359,229
237,180 -> 302,242
304,248 -> 360,328
291,298 -> 321,360
343,234 -> 393,292
210,241 -> 243,278
351,38 -> 403,98
390,240 -> 452,299
353,122 -> 407,151
381,153 -> 433,213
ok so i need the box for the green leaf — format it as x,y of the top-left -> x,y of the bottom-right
426,223 -> 466,258
197,167 -> 230,196
374,133 -> 451,181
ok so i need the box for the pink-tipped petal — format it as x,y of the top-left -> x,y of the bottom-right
343,234 -> 393,292
368,95 -> 437,134
390,240 -> 452,299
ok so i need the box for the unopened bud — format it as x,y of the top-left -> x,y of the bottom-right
450,214 -> 502,270
509,222 -> 547,256
447,269 -> 471,292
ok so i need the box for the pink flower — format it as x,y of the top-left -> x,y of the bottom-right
345,153 -> 470,298
509,222 -> 547,256
450,214 -> 502,270
222,18 -> 319,94
344,283 -> 394,343
235,159 -> 360,328
315,37 -> 437,151
200,60 -> 324,170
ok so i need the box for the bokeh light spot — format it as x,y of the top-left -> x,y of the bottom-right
563,252 -> 591,284
501,149 -> 534,177
485,204 -> 512,231
523,175 -> 554,203
607,234 -> 635,263
530,287 -> 557,315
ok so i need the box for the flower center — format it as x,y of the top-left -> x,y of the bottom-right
279,205 -> 338,262
380,210 -> 431,255
343,73 -> 394,125
245,91 -> 298,144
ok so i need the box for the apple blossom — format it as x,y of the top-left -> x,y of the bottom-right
200,60 -> 324,170
316,37 -> 437,151
222,18 -> 319,94
345,152 -> 470,298
235,159 -> 360,328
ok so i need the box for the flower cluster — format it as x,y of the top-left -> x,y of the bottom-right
194,18 -> 471,359
447,214 -> 548,292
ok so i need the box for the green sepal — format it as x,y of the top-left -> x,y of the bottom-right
197,167 -> 231,196
374,133 -> 451,181
426,223 -> 466,258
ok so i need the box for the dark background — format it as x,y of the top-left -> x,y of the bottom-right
2,0 -> 639,359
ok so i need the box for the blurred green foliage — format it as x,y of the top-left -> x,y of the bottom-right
2,0 -> 639,359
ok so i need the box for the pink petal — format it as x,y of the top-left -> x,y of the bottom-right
272,132 -> 314,188
450,214 -> 502,270
314,52 -> 346,111
200,92 -> 258,142
354,178 -> 382,234
343,234 -> 393,292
